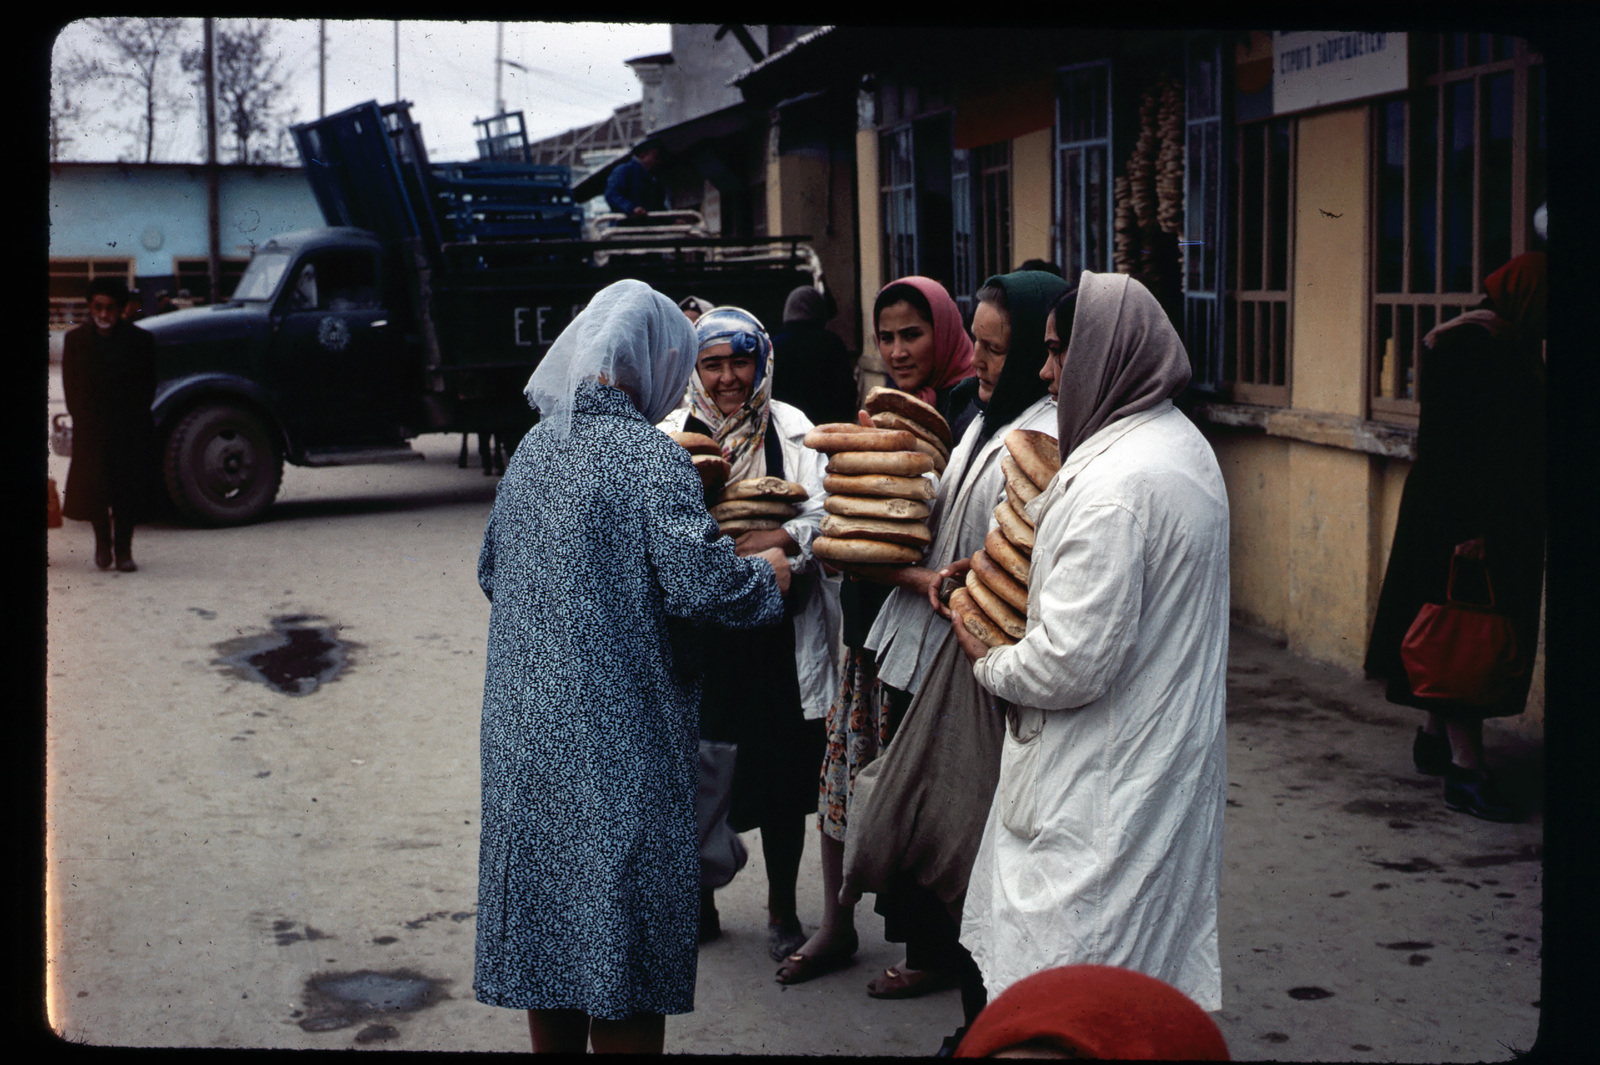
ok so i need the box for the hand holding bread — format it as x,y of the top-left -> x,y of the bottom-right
758,546 -> 792,597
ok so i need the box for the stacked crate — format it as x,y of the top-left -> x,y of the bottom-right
431,161 -> 583,242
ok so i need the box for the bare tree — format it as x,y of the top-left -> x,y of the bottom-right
49,54 -> 94,161
182,19 -> 298,165
74,17 -> 190,163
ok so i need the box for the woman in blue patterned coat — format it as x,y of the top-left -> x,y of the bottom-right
474,279 -> 793,1054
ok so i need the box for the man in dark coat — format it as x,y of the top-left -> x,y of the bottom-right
62,276 -> 159,572
1363,252 -> 1547,823
604,140 -> 666,220
768,286 -> 859,428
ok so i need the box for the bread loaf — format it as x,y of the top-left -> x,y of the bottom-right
826,450 -> 935,478
984,527 -> 1031,584
970,549 -> 1029,612
950,587 -> 1016,648
813,536 -> 924,566
718,517 -> 784,537
823,494 -> 932,521
967,570 -> 1027,639
870,411 -> 951,457
1004,429 -> 1061,490
824,473 -> 937,501
711,499 -> 800,522
994,499 -> 1036,552
1001,454 -> 1041,506
692,454 -> 731,500
864,386 -> 954,446
720,477 -> 809,502
668,431 -> 724,457
804,425 -> 919,454
819,513 -> 932,548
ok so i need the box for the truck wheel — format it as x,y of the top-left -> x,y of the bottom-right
163,403 -> 283,526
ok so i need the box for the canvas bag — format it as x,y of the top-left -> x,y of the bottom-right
841,632 -> 1008,921
697,739 -> 748,889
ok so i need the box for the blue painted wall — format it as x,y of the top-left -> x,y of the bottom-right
49,163 -> 326,270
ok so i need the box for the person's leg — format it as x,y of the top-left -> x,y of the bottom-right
588,1011 -> 666,1054
763,812 -> 805,926
1441,711 -> 1522,821
112,506 -> 135,571
1444,714 -> 1485,770
91,511 -> 113,569
787,830 -> 855,959
526,1008 -> 589,1053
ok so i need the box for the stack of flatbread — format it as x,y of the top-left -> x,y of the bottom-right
710,477 -> 809,539
667,431 -> 731,503
803,434 -> 933,567
949,429 -> 1062,648
863,386 -> 953,475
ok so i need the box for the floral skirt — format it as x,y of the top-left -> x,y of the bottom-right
818,648 -> 895,842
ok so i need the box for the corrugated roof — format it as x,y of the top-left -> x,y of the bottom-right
728,25 -> 835,86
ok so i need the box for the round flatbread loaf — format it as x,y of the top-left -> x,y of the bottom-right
967,570 -> 1028,640
970,549 -> 1029,611
864,386 -> 953,446
720,477 -> 809,502
826,450 -> 935,478
1001,454 -> 1041,506
905,434 -> 949,474
823,494 -> 932,521
994,500 -> 1036,552
824,473 -> 937,501
718,517 -> 783,536
870,411 -> 951,457
804,425 -> 919,453
692,454 -> 730,499
950,587 -> 1015,648
1005,428 -> 1061,489
711,499 -> 800,522
984,526 -> 1031,583
813,536 -> 923,566
819,513 -> 932,547
668,430 -> 724,457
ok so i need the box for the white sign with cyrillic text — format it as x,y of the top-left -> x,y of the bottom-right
1272,31 -> 1408,116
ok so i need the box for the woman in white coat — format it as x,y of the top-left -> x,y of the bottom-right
659,306 -> 843,962
953,271 -> 1230,1013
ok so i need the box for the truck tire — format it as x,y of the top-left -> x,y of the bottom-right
163,403 -> 284,526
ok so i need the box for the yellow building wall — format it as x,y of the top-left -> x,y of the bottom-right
767,148 -> 860,357
1210,433 -> 1290,634
1290,107 -> 1370,417
1011,128 -> 1054,268
854,128 -> 887,398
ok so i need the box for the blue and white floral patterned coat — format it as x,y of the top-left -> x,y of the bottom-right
473,381 -> 784,1019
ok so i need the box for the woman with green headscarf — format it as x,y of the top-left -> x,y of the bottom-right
824,270 -> 1069,1026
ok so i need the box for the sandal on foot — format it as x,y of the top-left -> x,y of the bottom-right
774,932 -> 858,985
867,965 -> 958,999
768,919 -> 808,962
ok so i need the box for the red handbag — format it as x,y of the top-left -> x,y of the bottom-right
1400,539 -> 1525,707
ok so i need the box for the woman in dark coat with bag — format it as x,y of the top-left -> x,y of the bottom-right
1364,252 -> 1547,823
62,276 -> 158,572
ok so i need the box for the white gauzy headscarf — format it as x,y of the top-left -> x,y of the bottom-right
524,279 -> 698,441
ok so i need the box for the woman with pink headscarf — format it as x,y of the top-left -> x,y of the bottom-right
775,276 -> 975,986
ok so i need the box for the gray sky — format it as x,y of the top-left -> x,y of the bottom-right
51,19 -> 672,164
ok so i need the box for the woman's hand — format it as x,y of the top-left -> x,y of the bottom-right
832,561 -> 939,593
734,528 -> 799,557
926,558 -> 972,619
757,547 -> 792,596
951,611 -> 992,664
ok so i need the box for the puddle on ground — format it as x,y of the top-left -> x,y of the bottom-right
295,968 -> 449,1036
212,614 -> 360,696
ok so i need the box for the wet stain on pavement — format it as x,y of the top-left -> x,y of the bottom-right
1259,1032 -> 1290,1043
1288,986 -> 1334,1000
212,615 -> 362,696
274,920 -> 332,946
1370,856 -> 1441,873
1381,940 -> 1434,951
400,908 -> 476,930
1342,799 -> 1435,819
1458,843 -> 1542,868
189,607 -> 217,619
373,936 -> 398,945
295,968 -> 449,1037
1408,954 -> 1430,966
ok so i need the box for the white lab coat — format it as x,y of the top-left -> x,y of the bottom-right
661,399 -> 843,718
960,401 -> 1230,1011
865,395 -> 1058,696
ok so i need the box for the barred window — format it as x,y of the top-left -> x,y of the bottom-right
880,124 -> 917,283
1056,62 -> 1113,281
1369,34 -> 1544,425
952,141 -> 1012,316
1227,116 -> 1295,405
1184,34 -> 1229,391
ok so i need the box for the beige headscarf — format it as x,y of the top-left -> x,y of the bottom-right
1055,272 -> 1192,462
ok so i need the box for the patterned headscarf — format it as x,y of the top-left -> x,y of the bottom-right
1054,271 -> 1192,462
689,306 -> 776,482
876,276 -> 976,406
524,279 -> 697,442
954,965 -> 1230,1059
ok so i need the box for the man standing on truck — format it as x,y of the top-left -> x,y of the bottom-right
605,139 -> 667,221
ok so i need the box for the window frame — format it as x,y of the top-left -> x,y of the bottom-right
1367,33 -> 1543,426
879,123 -> 918,285
49,257 -> 135,327
1054,60 -> 1115,282
1184,33 -> 1234,394
952,139 -> 1013,317
1228,115 -> 1296,407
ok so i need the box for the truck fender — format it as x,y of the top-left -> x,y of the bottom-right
152,374 -> 296,460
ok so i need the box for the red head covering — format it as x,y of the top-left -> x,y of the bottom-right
1484,252 -> 1548,341
953,965 -> 1230,1060
877,275 -> 976,405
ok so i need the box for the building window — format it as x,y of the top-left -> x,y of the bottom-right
1056,62 -> 1113,282
1229,117 -> 1295,405
1369,34 -> 1543,425
49,257 -> 134,327
173,257 -> 251,304
953,141 -> 1011,317
880,124 -> 918,282
878,113 -> 956,289
1184,35 -> 1230,392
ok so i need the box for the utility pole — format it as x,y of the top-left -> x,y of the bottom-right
495,22 -> 504,115
393,21 -> 400,101
204,18 -> 220,306
319,19 -> 326,117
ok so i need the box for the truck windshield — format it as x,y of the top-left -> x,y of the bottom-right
232,252 -> 293,301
